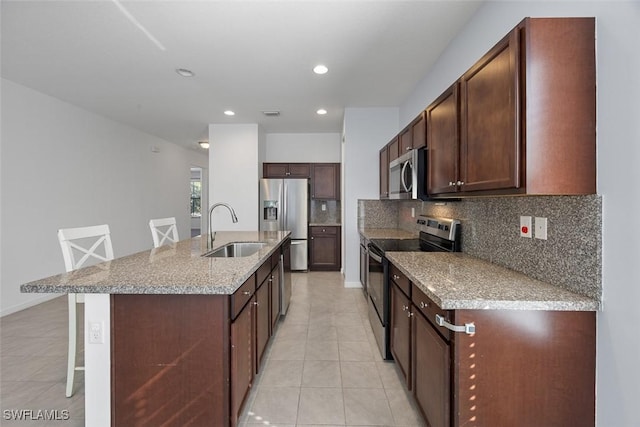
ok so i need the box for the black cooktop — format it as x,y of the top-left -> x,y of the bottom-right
369,238 -> 421,252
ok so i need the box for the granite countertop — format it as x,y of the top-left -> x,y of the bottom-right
309,222 -> 341,227
21,231 -> 290,295
385,252 -> 599,311
359,228 -> 417,240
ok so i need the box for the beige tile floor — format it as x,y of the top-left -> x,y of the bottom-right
0,272 -> 424,426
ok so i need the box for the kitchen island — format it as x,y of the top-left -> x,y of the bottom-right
21,231 -> 291,427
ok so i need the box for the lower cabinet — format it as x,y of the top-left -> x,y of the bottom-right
389,282 -> 411,388
270,263 -> 280,332
412,306 -> 450,427
309,226 -> 341,271
386,260 -> 596,427
230,294 -> 254,427
111,246 -> 285,427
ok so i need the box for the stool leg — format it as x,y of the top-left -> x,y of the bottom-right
66,294 -> 77,397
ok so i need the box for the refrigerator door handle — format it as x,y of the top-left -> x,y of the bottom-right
291,240 -> 304,245
282,182 -> 287,231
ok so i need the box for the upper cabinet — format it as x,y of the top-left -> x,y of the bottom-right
428,17 -> 596,197
263,163 -> 311,178
400,113 -> 427,154
311,163 -> 340,200
379,146 -> 389,199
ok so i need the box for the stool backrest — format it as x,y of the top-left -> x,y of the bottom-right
57,224 -> 114,272
149,217 -> 179,248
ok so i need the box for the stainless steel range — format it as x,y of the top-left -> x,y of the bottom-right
366,216 -> 461,360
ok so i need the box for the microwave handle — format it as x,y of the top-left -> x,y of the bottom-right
401,161 -> 413,192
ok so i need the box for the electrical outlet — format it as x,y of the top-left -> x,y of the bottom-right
520,216 -> 532,238
89,321 -> 104,344
535,217 -> 548,240
411,207 -> 415,218
321,202 -> 326,211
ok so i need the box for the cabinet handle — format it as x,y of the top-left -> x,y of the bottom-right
254,301 -> 259,306
420,301 -> 427,309
406,146 -> 412,151
393,274 -> 400,280
322,228 -> 326,232
435,314 -> 475,334
243,291 -> 251,295
457,180 -> 465,186
311,237 -> 314,240
448,181 -> 455,186
407,311 -> 413,318
402,304 -> 408,311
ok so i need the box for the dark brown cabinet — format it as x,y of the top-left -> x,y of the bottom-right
255,276 -> 270,374
427,17 -> 595,197
230,291 -> 254,427
427,83 -> 460,195
263,163 -> 310,178
388,136 -> 399,162
389,281 -> 411,388
379,146 -> 389,199
384,260 -> 596,427
309,226 -> 341,271
311,163 -> 340,200
270,262 -> 280,333
400,113 -> 427,154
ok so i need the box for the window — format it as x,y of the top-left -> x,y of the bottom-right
190,181 -> 202,217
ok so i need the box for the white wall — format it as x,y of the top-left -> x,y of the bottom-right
398,2 -> 640,426
264,133 -> 341,163
0,79 -> 208,315
208,124 -> 260,232
342,108 -> 399,286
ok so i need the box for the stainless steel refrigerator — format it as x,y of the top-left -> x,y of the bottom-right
259,178 -> 308,270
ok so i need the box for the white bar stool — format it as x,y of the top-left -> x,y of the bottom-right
57,224 -> 114,397
149,217 -> 179,248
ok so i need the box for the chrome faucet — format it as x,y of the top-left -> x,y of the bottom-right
208,202 -> 238,247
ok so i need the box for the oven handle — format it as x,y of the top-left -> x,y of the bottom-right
368,249 -> 382,263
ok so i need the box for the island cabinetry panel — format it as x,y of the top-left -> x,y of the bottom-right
231,292 -> 254,427
111,294 -> 230,427
270,261 -> 281,332
309,226 -> 341,271
255,277 -> 270,374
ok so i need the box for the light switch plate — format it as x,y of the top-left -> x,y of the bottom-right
535,217 -> 548,240
520,216 -> 532,238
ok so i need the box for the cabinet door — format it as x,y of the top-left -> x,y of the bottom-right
309,226 -> 340,271
460,30 -> 520,192
379,147 -> 389,199
412,113 -> 426,149
427,83 -> 460,195
413,310 -> 450,427
288,163 -> 311,178
311,163 -> 340,200
263,163 -> 289,178
255,281 -> 270,374
231,298 -> 254,426
270,265 -> 280,333
400,126 -> 413,154
390,283 -> 411,388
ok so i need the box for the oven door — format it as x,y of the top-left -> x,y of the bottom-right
367,244 -> 392,360
389,149 -> 417,199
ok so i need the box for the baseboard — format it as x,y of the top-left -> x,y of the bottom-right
0,293 -> 60,317
344,281 -> 363,289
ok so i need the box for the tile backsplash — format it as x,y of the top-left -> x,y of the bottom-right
310,200 -> 341,225
358,195 -> 602,300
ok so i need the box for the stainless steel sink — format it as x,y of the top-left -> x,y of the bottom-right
203,242 -> 267,258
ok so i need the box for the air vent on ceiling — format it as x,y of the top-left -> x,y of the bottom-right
262,110 -> 280,117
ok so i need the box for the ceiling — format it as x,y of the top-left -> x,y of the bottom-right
1,0 -> 483,150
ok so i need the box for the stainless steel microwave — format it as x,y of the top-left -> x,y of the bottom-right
388,148 -> 427,200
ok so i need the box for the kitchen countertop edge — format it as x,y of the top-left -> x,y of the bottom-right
20,231 -> 291,296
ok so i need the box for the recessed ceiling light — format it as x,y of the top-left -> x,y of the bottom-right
176,68 -> 195,77
198,141 -> 209,149
224,110 -> 235,116
313,64 -> 328,75
316,109 -> 328,115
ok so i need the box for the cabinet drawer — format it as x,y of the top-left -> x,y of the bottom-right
390,264 -> 410,297
231,275 -> 256,320
256,259 -> 271,286
310,226 -> 338,235
412,285 -> 451,341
